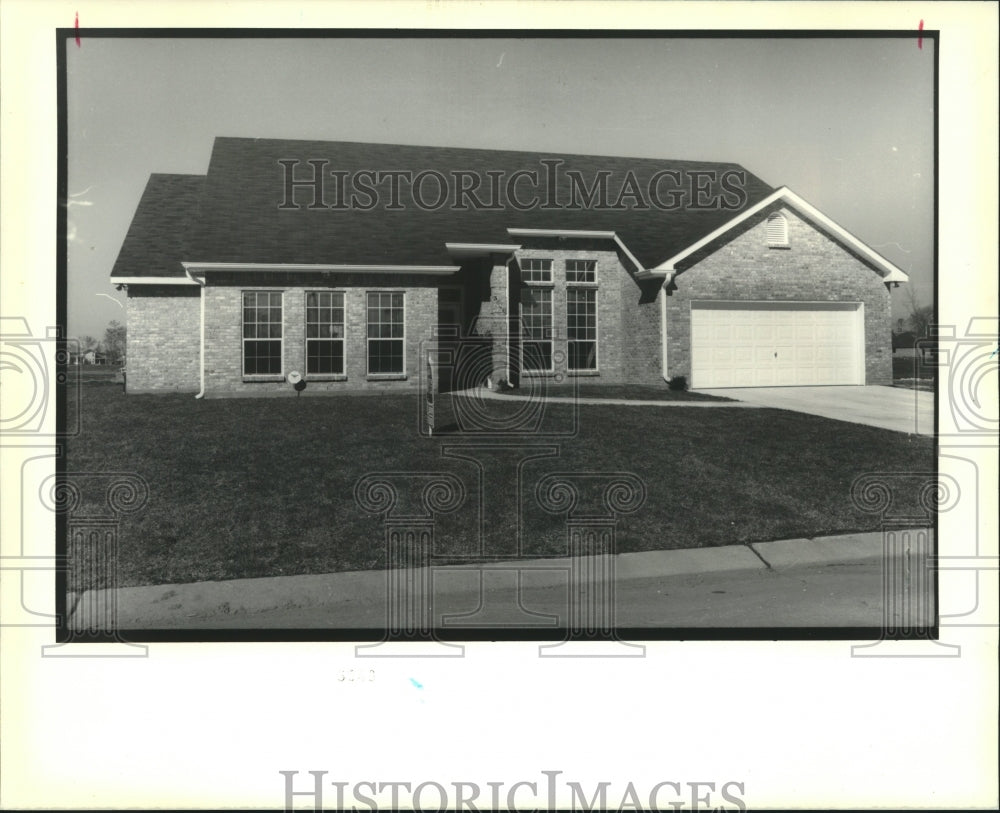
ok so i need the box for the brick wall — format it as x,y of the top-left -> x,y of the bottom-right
124,209 -> 892,396
125,286 -> 200,392
512,245 -> 630,383
121,273 -> 438,396
200,277 -> 437,396
620,271 -> 665,384
665,206 -> 893,385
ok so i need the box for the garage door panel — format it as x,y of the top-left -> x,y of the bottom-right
691,303 -> 862,388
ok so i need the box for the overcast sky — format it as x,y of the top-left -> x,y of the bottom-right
66,35 -> 934,340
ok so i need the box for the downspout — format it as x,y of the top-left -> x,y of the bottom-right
505,254 -> 511,384
185,267 -> 207,398
660,270 -> 676,382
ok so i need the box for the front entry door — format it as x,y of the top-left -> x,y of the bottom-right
437,287 -> 464,392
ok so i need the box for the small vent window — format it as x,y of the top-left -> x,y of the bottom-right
766,213 -> 789,247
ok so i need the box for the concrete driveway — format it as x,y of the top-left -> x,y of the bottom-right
701,385 -> 933,435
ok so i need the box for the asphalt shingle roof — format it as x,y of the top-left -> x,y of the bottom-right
110,173 -> 205,279
112,137 -> 775,278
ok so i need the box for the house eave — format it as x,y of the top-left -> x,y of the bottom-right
506,228 -> 617,240
445,243 -> 521,260
180,262 -> 460,276
505,228 -> 664,279
111,276 -> 198,286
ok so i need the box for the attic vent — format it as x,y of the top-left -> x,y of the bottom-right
766,212 -> 789,247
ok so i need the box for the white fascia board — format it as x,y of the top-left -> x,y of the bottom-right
651,188 -> 786,272
181,262 -> 460,276
505,227 -> 664,279
445,243 -> 521,253
111,276 -> 198,285
652,186 -> 911,282
445,243 -> 521,260
506,228 -> 617,239
615,235 -> 665,279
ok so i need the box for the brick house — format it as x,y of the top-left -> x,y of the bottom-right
110,137 -> 909,395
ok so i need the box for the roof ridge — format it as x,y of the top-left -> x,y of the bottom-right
206,135 -> 757,170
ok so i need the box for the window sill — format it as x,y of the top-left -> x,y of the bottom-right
566,370 -> 600,376
242,375 -> 285,383
522,370 -> 557,377
366,373 -> 407,381
306,375 -> 348,382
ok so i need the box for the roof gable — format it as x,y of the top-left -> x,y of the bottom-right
653,186 -> 910,282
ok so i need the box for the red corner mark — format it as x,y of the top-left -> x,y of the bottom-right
918,19 -> 924,50
75,11 -> 80,48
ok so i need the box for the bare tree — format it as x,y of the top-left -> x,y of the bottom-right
905,287 -> 934,339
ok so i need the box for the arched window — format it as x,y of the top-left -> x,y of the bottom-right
766,212 -> 789,247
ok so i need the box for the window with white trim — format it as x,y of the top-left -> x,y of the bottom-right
242,291 -> 282,375
567,288 -> 597,371
306,292 -> 345,375
766,212 -> 789,247
367,292 -> 404,374
521,287 -> 553,372
565,258 -> 596,284
521,258 -> 553,283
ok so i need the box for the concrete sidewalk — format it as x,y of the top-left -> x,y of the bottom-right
68,530 -> 921,631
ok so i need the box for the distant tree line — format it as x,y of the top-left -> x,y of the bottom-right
74,321 -> 126,365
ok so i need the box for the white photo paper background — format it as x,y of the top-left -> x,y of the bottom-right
1,1 -> 997,810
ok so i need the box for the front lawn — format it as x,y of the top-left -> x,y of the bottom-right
65,385 -> 934,589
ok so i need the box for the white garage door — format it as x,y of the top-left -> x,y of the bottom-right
691,301 -> 864,388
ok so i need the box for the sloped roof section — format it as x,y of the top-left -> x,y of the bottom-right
185,137 -> 774,270
110,174 -> 205,279
112,138 -> 776,278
